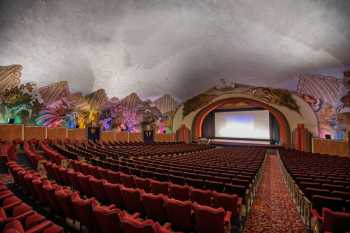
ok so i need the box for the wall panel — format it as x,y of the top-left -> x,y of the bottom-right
313,138 -> 349,157
24,126 -> 46,140
115,132 -> 129,142
101,131 -> 115,142
155,134 -> 175,142
47,128 -> 67,140
67,128 -> 86,141
129,133 -> 142,142
0,124 -> 23,141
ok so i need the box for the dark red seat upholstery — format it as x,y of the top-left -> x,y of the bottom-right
89,177 -> 108,202
121,187 -> 144,215
77,173 -> 93,197
121,216 -> 156,233
322,208 -> 350,233
120,173 -> 136,188
150,180 -> 169,195
134,177 -> 151,192
103,182 -> 124,208
190,188 -> 212,206
192,202 -> 231,233
54,188 -> 74,220
71,193 -> 97,232
312,195 -> 344,214
164,198 -> 194,232
106,170 -> 121,184
169,183 -> 190,201
93,204 -> 123,233
141,193 -> 167,223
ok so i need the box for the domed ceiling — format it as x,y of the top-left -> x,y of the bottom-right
0,0 -> 349,100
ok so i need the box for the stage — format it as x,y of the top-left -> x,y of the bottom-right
201,138 -> 283,148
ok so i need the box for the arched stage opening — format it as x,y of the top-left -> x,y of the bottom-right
192,97 -> 291,146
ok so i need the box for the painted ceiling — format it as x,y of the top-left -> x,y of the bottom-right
0,0 -> 349,100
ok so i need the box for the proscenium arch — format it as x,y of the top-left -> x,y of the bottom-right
192,97 -> 291,145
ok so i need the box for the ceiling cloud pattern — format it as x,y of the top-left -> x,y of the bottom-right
0,0 -> 349,100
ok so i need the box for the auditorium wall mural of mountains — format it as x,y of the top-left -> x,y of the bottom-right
0,64 -> 346,138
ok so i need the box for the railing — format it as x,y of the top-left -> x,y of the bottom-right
277,152 -> 312,231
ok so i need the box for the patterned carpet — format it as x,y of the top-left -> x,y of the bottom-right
243,154 -> 306,233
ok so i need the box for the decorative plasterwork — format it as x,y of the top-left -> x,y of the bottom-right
0,65 -> 22,91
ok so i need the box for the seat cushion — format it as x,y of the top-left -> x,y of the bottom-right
0,207 -> 7,221
3,220 -> 25,233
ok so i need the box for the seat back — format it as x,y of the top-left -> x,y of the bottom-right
107,170 -> 121,184
120,173 -> 135,188
190,188 -> 212,206
121,217 -> 156,233
312,195 -> 344,214
54,188 -> 74,219
42,183 -> 61,213
89,177 -> 108,202
164,198 -> 193,232
212,191 -> 238,213
103,182 -> 124,207
141,193 -> 166,223
323,208 -> 350,233
77,174 -> 93,196
193,202 -> 225,233
150,180 -> 169,195
71,193 -> 96,232
134,177 -> 151,192
121,187 -> 143,214
169,183 -> 190,201
93,205 -> 123,233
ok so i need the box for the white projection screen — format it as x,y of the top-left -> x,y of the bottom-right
214,110 -> 270,140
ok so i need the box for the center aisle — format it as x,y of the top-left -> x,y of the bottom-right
243,154 -> 306,233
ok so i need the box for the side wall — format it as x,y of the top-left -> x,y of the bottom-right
0,124 -> 175,143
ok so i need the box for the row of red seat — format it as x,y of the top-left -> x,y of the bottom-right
9,161 -> 233,233
280,149 -> 350,233
59,141 -> 213,159
44,160 -> 240,225
0,168 -> 63,233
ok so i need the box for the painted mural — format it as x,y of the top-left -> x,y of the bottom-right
0,64 -> 347,139
182,81 -> 300,117
0,65 -> 178,133
296,74 -> 344,139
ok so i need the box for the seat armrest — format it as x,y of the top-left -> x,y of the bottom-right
3,201 -> 22,210
25,220 -> 52,233
0,193 -> 14,200
3,210 -> 35,223
224,211 -> 232,223
311,209 -> 323,222
162,222 -> 172,230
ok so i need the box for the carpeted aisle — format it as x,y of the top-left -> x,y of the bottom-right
243,154 -> 306,233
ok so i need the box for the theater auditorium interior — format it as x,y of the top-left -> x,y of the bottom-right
0,1 -> 350,233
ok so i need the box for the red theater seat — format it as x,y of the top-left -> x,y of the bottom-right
134,177 -> 151,192
190,188 -> 212,206
121,216 -> 156,233
89,177 -> 108,202
93,204 -> 123,233
103,182 -> 124,208
141,192 -> 167,223
192,202 -> 231,233
71,193 -> 97,232
54,188 -> 74,220
121,187 -> 144,215
322,208 -> 350,233
150,180 -> 169,195
164,198 -> 194,232
169,183 -> 190,201
120,173 -> 136,188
